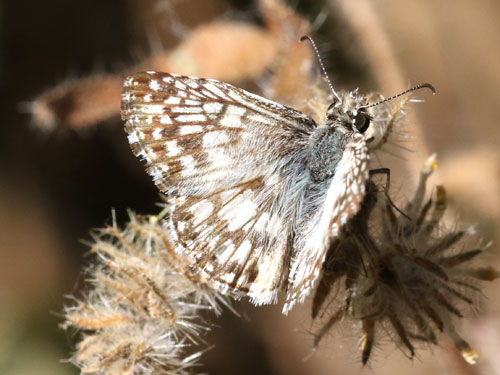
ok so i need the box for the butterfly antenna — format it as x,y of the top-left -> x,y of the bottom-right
300,35 -> 341,101
360,83 -> 436,109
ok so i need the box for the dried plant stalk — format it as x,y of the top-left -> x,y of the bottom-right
31,75 -> 123,131
31,21 -> 278,131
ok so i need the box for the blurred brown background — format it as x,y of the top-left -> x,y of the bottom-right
1,0 -> 499,374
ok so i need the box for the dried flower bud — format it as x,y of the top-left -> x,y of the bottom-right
30,75 -> 123,131
313,155 -> 498,365
30,20 -> 278,131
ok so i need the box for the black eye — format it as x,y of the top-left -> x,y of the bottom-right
354,113 -> 370,133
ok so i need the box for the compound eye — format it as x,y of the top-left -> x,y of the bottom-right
354,113 -> 371,133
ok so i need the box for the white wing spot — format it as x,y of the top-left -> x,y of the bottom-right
164,97 -> 181,105
149,80 -> 160,91
162,76 -> 174,84
159,114 -> 172,124
127,131 -> 139,144
220,106 -> 246,128
351,182 -> 358,195
149,167 -> 163,182
201,90 -> 217,99
142,104 -> 165,114
331,223 -> 339,237
205,264 -> 214,273
179,125 -> 203,135
207,148 -> 232,167
165,140 -> 181,156
203,102 -> 224,114
226,199 -> 257,231
207,235 -> 220,250
176,114 -> 207,123
152,128 -> 163,140
174,80 -> 187,90
180,155 -> 196,175
171,106 -> 203,114
340,212 -> 348,225
184,99 -> 202,105
220,272 -> 236,283
233,239 -> 253,264
217,242 -> 236,264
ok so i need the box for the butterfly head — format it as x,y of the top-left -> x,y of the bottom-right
326,91 -> 372,134
301,35 -> 435,137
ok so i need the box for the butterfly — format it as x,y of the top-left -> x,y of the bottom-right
120,36 -> 434,314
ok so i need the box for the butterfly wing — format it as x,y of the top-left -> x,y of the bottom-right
121,71 -> 315,304
167,181 -> 294,304
283,133 -> 369,313
121,72 -> 315,196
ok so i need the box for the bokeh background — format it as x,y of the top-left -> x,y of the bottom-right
1,0 -> 499,374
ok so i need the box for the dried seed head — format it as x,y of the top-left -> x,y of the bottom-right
313,155 -> 498,365
62,208 -> 231,375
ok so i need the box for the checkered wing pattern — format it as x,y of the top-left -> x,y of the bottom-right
121,72 -> 316,304
121,72 -> 315,196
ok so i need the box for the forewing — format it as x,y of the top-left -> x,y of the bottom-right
283,134 -> 369,313
121,71 -> 315,305
121,71 -> 315,196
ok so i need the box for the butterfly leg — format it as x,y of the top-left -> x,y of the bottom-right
369,167 -> 391,192
369,168 -> 409,219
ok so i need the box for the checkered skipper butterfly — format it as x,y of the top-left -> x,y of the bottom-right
121,36 -> 434,314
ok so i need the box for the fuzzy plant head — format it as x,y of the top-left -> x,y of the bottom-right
62,210 -> 231,375
312,155 -> 499,365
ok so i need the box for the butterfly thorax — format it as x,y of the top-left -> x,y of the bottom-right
307,92 -> 369,183
307,125 -> 352,182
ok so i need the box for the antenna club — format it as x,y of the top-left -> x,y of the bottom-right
418,82 -> 436,95
361,82 -> 437,109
